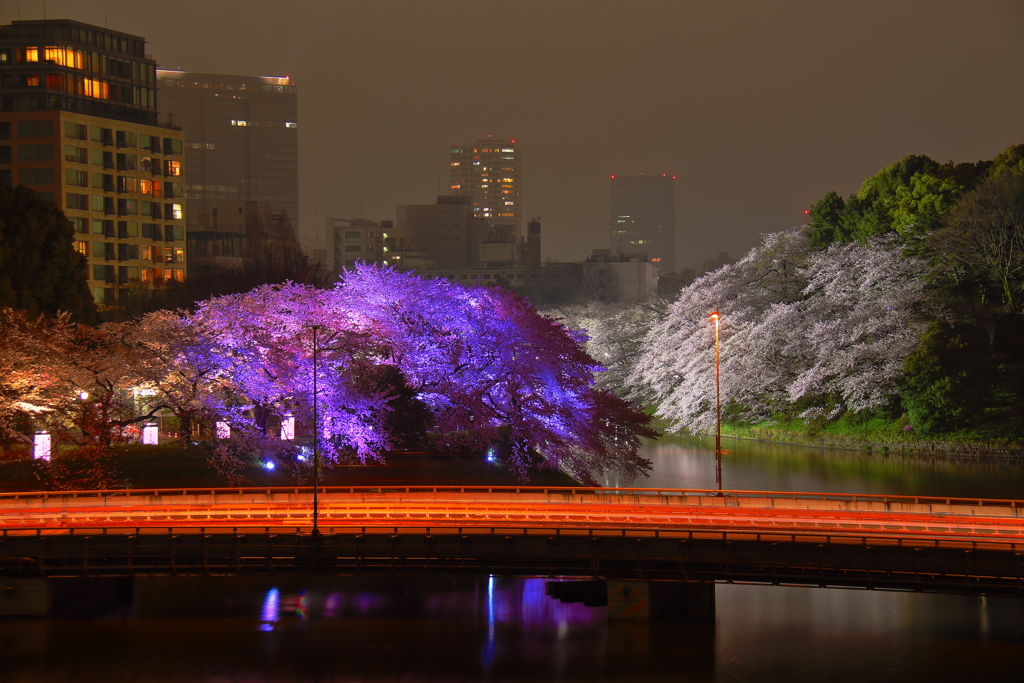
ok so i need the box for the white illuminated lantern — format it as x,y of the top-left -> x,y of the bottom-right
281,415 -> 295,441
33,432 -> 51,461
142,423 -> 159,445
216,422 -> 231,439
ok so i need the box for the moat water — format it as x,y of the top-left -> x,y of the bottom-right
3,436 -> 1023,682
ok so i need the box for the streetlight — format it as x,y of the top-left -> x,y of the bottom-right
311,324 -> 322,542
710,312 -> 722,492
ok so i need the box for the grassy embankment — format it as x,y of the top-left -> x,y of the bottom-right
719,411 -> 1023,456
0,442 -> 580,493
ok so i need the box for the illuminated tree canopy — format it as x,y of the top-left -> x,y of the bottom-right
1,266 -> 655,484
180,266 -> 654,484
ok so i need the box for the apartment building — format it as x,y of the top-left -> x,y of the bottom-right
0,19 -> 186,309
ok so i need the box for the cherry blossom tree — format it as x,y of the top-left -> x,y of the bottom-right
185,266 -> 656,484
627,230 -> 928,434
0,309 -> 74,442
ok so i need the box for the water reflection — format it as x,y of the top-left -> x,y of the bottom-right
4,437 -> 1024,681
2,574 -> 1022,681
606,435 -> 1024,499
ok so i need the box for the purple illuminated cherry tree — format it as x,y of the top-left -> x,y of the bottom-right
185,265 -> 655,484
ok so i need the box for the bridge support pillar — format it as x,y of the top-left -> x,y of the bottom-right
607,580 -> 715,623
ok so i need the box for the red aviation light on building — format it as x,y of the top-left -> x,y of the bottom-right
510,139 -> 515,143
662,173 -> 666,177
672,175 -> 677,179
610,175 -> 616,179
804,209 -> 811,215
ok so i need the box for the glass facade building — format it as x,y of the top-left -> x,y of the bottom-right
0,20 -> 186,310
156,70 -> 298,274
610,174 -> 677,274
0,19 -> 158,126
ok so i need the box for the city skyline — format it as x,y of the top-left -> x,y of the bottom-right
1,1 -> 1022,271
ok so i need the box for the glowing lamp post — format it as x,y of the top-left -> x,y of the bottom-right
311,325 -> 322,542
710,311 -> 723,491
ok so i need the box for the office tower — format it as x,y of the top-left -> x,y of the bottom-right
0,19 -> 187,309
155,70 -> 298,273
449,138 -> 522,248
610,173 -> 676,273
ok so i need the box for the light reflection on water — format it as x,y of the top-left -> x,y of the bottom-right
606,435 -> 1024,499
2,575 -> 1021,682
3,437 -> 1024,681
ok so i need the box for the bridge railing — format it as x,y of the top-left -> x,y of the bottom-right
0,485 -> 1021,510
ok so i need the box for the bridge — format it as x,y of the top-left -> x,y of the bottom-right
2,485 -> 1022,602
0,483 -> 1019,622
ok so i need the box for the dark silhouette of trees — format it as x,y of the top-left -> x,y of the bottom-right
0,185 -> 97,323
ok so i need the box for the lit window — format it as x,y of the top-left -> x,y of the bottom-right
231,120 -> 248,126
285,122 -> 297,128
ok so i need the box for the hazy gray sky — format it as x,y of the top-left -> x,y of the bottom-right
7,0 -> 1023,267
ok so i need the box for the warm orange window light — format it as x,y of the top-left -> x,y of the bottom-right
141,268 -> 153,283
23,48 -> 39,62
140,179 -> 152,195
80,78 -> 108,99
44,47 -> 84,68
26,74 -> 39,87
165,160 -> 182,176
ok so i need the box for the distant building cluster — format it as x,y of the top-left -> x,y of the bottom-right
0,17 -> 681,309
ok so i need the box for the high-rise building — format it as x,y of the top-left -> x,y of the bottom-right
0,19 -> 188,310
155,70 -> 298,273
449,138 -> 522,247
610,173 -> 677,273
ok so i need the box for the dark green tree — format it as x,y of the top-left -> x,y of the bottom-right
929,173 -> 1024,313
807,153 -> 992,248
0,185 -> 97,322
808,190 -> 847,247
901,322 -> 994,435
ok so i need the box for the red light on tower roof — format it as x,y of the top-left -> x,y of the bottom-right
672,175 -> 677,179
510,139 -> 515,143
662,173 -> 666,177
610,175 -> 616,179
804,209 -> 811,215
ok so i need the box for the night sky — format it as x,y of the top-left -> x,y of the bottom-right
7,0 -> 1023,268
